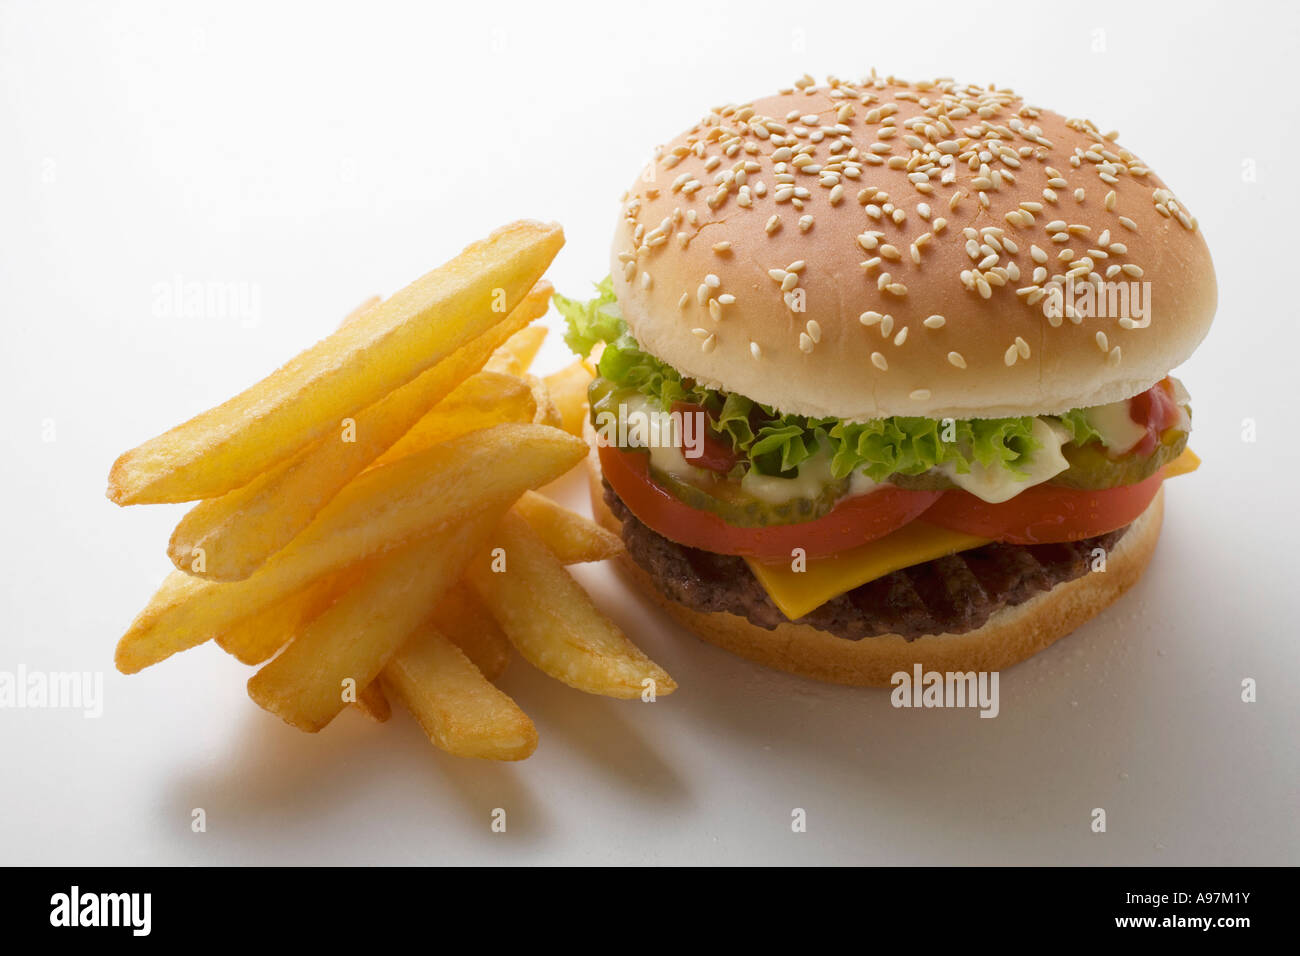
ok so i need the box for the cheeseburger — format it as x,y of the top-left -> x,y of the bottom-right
559,73 -> 1214,686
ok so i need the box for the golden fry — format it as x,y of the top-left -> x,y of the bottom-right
370,371 -> 537,468
115,424 -> 585,674
354,681 -> 392,723
166,283 -> 552,580
467,513 -> 675,699
524,374 -> 562,429
247,508 -> 504,732
513,490 -> 622,564
486,324 -> 547,375
542,360 -> 592,437
383,623 -> 537,761
214,572 -> 342,665
339,295 -> 382,329
108,220 -> 563,504
429,584 -> 512,681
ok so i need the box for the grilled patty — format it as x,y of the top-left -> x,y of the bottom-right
604,481 -> 1128,641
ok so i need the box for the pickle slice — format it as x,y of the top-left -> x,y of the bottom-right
650,464 -> 846,528
1050,429 -> 1188,489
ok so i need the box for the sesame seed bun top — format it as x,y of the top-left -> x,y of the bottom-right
610,73 -> 1217,420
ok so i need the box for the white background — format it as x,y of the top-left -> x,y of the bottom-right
2,0 -> 1297,865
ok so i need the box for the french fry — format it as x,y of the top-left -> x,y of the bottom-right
513,490 -> 622,564
166,283 -> 553,580
354,682 -> 392,723
370,371 -> 538,468
213,572 -> 343,665
340,295 -> 382,328
486,324 -> 548,375
430,584 -> 512,681
524,374 -> 562,429
248,507 -> 504,732
383,624 -> 537,761
107,220 -> 564,505
466,513 -> 676,699
543,360 -> 592,437
115,424 -> 585,674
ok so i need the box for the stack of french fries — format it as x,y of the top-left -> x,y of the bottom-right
108,221 -> 674,761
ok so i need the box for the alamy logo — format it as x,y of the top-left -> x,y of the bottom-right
0,666 -> 103,718
591,404 -> 708,459
1042,276 -> 1152,327
49,886 -> 151,936
151,274 -> 262,328
890,664 -> 1000,718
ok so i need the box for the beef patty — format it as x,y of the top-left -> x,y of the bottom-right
603,481 -> 1129,641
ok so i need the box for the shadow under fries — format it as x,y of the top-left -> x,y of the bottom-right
162,702 -> 550,858
494,654 -> 689,807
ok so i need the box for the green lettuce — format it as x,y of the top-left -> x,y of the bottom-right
557,279 -> 1067,481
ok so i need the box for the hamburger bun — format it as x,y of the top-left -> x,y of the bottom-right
610,74 -> 1216,421
588,449 -> 1164,686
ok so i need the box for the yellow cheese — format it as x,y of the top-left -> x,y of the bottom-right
745,522 -> 989,621
1163,447 -> 1200,478
746,446 -> 1201,621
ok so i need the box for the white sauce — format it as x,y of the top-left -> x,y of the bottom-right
741,451 -> 837,504
1082,400 -> 1148,455
939,417 -> 1070,504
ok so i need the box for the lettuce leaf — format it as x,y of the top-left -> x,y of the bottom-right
562,279 -> 1086,481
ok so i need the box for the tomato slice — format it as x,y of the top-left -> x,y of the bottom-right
599,444 -> 940,561
920,470 -> 1164,544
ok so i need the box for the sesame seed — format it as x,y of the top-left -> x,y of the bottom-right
909,389 -> 932,401
923,314 -> 946,329
799,332 -> 815,353
860,311 -> 882,326
947,351 -> 967,369
750,341 -> 762,359
871,351 -> 888,371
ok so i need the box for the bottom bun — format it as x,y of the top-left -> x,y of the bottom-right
586,448 -> 1164,687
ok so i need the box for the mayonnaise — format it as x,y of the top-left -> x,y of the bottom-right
939,417 -> 1070,504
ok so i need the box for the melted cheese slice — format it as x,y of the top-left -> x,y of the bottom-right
1162,447 -> 1200,478
744,447 -> 1201,620
745,522 -> 990,621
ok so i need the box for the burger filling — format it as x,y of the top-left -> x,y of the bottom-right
559,279 -> 1199,628
560,278 -> 1190,515
604,480 -> 1131,642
